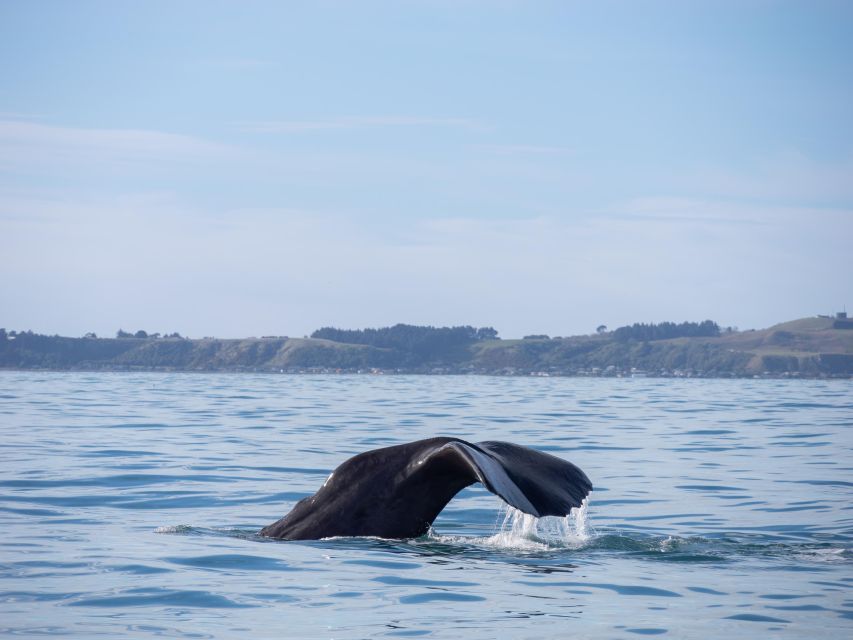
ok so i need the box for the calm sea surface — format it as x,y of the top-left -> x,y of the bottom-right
0,372 -> 851,638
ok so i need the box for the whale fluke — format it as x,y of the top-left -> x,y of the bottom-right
259,437 -> 592,540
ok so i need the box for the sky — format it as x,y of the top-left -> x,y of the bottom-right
1,0 -> 851,339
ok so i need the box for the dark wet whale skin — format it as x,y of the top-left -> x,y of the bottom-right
260,437 -> 592,540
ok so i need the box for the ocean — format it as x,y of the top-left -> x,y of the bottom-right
1,372 -> 851,638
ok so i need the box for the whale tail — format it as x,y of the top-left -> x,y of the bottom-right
455,440 -> 592,518
260,437 -> 592,540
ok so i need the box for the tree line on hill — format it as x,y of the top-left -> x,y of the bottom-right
115,329 -> 184,339
611,320 -> 721,342
311,324 -> 499,364
0,320 -> 722,352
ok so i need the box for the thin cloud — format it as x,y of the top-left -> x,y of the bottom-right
614,196 -> 853,227
0,120 -> 235,174
236,115 -> 485,134
0,120 -> 227,162
0,112 -> 44,121
474,144 -> 575,156
678,152 -> 853,206
198,57 -> 272,70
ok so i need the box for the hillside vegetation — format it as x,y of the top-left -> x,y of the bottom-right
1,318 -> 851,377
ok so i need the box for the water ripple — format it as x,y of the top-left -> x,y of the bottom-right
1,373 -> 851,639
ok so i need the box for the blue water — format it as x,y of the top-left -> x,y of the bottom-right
0,372 -> 851,638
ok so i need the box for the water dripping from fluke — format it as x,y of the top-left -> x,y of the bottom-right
428,499 -> 594,551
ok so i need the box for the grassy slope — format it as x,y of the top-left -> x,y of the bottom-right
465,318 -> 853,374
49,337 -> 388,370
0,334 -> 399,370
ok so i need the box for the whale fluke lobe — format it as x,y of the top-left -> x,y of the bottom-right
259,437 -> 592,540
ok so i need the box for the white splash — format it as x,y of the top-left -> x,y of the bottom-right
428,498 -> 593,551
484,499 -> 592,550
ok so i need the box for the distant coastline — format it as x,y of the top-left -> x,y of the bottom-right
1,317 -> 851,379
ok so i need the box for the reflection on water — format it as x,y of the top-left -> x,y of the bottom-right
0,372 -> 851,638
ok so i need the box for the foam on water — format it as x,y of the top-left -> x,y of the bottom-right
153,524 -> 195,534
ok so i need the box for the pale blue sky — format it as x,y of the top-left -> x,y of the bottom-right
1,1 -> 851,338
